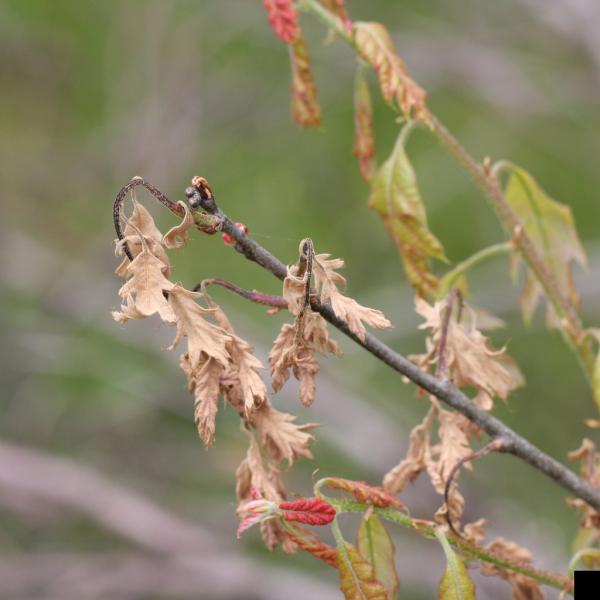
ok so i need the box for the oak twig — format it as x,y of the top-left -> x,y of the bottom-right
193,278 -> 288,309
113,176 -> 185,261
443,438 -> 512,537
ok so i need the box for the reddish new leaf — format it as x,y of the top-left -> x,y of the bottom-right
353,65 -> 376,181
279,497 -> 336,525
289,32 -> 321,127
285,525 -> 338,567
322,478 -> 405,510
263,0 -> 299,44
354,21 -> 428,120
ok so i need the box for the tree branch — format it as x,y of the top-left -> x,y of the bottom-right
185,178 -> 600,514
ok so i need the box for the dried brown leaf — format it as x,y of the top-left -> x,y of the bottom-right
167,285 -> 230,367
383,419 -> 428,494
330,293 -> 392,342
270,290 -> 340,405
208,302 -> 269,415
113,243 -> 175,324
236,439 -> 294,551
463,518 -> 487,546
115,200 -> 170,279
482,538 -> 543,600
283,265 -> 306,316
567,438 -> 600,530
303,309 -> 342,356
414,298 -> 523,406
270,323 -> 297,392
181,353 -> 223,448
311,252 -> 392,341
251,403 -> 317,465
237,439 -> 285,504
162,201 -> 194,249
433,411 -> 473,490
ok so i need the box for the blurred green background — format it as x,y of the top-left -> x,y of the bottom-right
1,1 -> 600,598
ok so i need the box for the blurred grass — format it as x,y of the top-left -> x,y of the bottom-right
1,0 -> 600,598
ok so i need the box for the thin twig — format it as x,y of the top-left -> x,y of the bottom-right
193,278 -> 288,309
437,242 -> 513,298
113,176 -> 185,260
297,238 -> 315,317
435,289 -> 459,379
185,176 -> 600,514
443,438 -> 512,537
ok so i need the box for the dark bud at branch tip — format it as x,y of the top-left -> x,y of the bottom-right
190,176 -> 217,212
185,186 -> 202,209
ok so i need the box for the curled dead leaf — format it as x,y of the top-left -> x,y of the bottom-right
162,201 -> 194,249
251,403 -> 317,465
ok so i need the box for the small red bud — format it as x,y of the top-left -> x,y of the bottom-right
222,222 -> 248,246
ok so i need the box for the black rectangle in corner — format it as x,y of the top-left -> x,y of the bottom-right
574,570 -> 600,598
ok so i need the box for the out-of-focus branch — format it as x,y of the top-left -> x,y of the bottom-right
0,553 -> 339,600
0,439 -> 210,554
0,439 -> 339,599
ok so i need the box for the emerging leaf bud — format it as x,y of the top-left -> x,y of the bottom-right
237,496 -> 278,538
279,498 -> 336,525
222,223 -> 249,246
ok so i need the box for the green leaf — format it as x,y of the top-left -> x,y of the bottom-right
337,541 -> 388,600
369,124 -> 446,296
503,164 -> 586,324
436,530 -> 476,600
584,328 -> 600,411
569,547 -> 600,577
357,513 -> 400,599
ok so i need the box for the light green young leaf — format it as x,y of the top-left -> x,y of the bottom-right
337,541 -> 388,600
357,513 -> 400,599
568,547 -> 600,578
584,328 -> 600,411
503,164 -> 586,325
369,124 -> 446,296
436,530 -> 476,600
